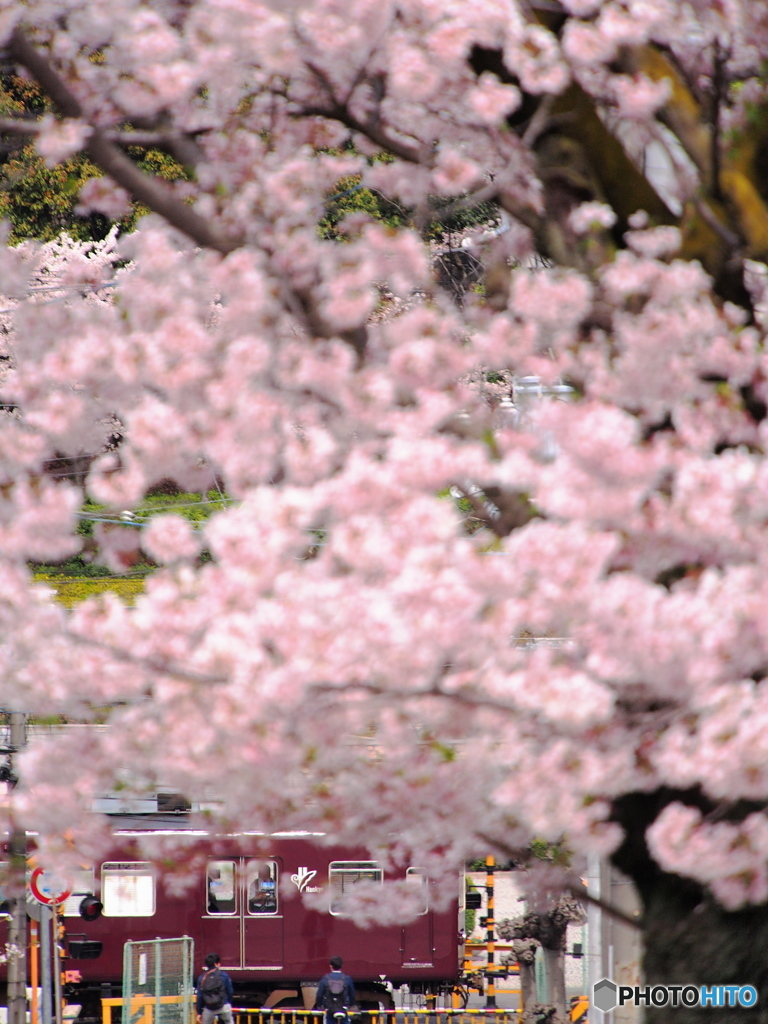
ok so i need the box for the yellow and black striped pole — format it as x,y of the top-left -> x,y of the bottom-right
485,855 -> 496,1009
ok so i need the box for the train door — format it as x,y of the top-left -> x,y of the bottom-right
204,858 -> 284,970
204,860 -> 241,968
243,859 -> 283,968
400,869 -> 434,967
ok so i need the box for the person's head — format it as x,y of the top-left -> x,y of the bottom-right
329,956 -> 343,971
205,953 -> 220,969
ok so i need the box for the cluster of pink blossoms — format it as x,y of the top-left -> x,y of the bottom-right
0,0 -> 767,916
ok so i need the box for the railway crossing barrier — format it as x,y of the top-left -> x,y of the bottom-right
231,1014 -> 523,1024
101,1007 -> 526,1024
103,996 -> 195,1024
101,1001 -> 600,1024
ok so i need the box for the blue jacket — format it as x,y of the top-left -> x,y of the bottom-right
314,971 -> 355,1011
196,967 -> 234,1013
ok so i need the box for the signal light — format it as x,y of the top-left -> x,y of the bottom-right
68,940 -> 103,959
79,896 -> 103,921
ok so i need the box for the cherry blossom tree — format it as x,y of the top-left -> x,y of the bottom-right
2,0 -> 768,1013
499,894 -> 585,1022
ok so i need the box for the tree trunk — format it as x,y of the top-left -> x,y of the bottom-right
640,872 -> 768,1023
518,961 -> 537,1015
542,947 -> 567,1021
7,713 -> 27,1024
612,790 -> 768,1022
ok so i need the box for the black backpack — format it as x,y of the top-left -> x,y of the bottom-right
324,974 -> 348,1014
201,968 -> 226,1011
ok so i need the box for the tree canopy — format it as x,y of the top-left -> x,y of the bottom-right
2,0 -> 768,1009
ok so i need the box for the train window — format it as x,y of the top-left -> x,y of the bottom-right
102,862 -> 155,917
62,869 -> 96,918
207,861 -> 236,915
246,860 -> 278,915
329,861 -> 382,915
405,868 -> 428,915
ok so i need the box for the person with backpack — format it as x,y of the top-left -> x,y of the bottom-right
313,956 -> 356,1024
196,953 -> 234,1024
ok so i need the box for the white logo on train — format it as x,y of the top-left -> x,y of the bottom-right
291,866 -> 321,893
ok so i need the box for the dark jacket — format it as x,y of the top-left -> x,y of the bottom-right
196,967 -> 234,1014
314,971 -> 356,1011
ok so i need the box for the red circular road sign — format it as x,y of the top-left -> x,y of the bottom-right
29,867 -> 71,905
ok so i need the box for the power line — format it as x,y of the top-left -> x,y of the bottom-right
325,183 -> 365,203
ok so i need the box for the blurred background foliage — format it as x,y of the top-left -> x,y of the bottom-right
31,489 -> 229,604
0,73 -> 188,242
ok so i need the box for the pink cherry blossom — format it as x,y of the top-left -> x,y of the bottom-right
142,514 -> 201,563
468,72 -> 522,124
568,201 -> 618,234
2,1 -> 768,985
76,178 -> 132,219
35,115 -> 92,166
432,148 -> 483,196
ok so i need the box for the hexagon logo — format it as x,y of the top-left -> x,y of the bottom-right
593,979 -> 618,1013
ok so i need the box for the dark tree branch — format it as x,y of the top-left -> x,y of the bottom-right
65,630 -> 229,687
522,93 -> 556,147
710,37 -> 728,203
300,101 -> 425,165
7,27 -> 240,254
476,832 -> 644,931
694,197 -> 741,250
564,882 -> 643,931
0,117 -> 39,136
0,116 -> 200,152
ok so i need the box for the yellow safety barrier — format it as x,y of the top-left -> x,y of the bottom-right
229,1011 -> 522,1024
569,996 -> 588,1023
101,995 -> 197,1024
101,1002 -> 525,1024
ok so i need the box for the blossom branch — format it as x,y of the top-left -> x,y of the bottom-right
7,28 -> 239,254
0,117 -> 41,137
0,114 -> 205,161
620,45 -> 711,185
563,881 -> 643,931
477,833 -> 644,931
694,198 -> 742,251
310,678 -> 545,720
65,630 -> 229,688
300,100 -> 425,165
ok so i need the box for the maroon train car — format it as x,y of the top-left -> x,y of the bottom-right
30,825 -> 463,1014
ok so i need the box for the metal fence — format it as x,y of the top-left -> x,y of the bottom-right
103,1008 -> 525,1024
230,1012 -> 522,1024
233,1006 -> 592,1024
120,937 -> 195,1024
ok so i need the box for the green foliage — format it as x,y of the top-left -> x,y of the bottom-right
318,174 -> 502,248
127,489 -> 230,521
529,838 -> 571,866
0,73 -> 189,243
432,740 -> 457,762
73,489 -> 228,538
318,176 -> 409,239
0,147 -> 119,243
122,144 -> 193,228
33,573 -> 146,608
0,73 -> 47,115
31,490 -> 229,598
422,195 -> 502,242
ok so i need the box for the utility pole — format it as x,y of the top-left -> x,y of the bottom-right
7,711 -> 27,1024
485,855 -> 496,1009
